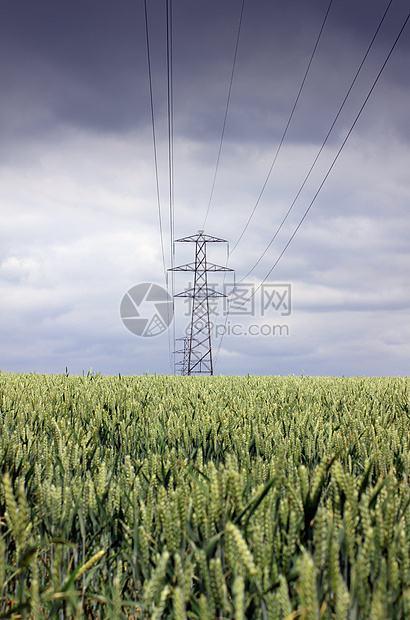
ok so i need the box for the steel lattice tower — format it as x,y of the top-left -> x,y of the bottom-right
169,230 -> 233,375
174,337 -> 190,375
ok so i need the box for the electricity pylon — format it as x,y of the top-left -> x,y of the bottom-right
174,337 -> 189,375
169,230 -> 233,375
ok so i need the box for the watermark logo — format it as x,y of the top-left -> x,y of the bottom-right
184,282 -> 292,318
120,283 -> 173,337
260,283 -> 291,317
185,321 -> 290,338
121,282 -> 291,337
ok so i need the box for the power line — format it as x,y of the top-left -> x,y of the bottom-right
144,0 -> 167,280
213,0 -> 334,367
202,0 -> 246,231
199,0 -> 245,373
215,7 -> 410,367
144,0 -> 173,370
166,0 -> 176,373
238,0 -> 396,283
166,0 -> 175,254
255,8 -> 409,289
230,0 -> 334,254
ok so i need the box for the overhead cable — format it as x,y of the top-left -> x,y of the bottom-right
202,0 -> 247,231
252,8 -> 409,295
144,0 -> 167,279
239,0 -> 395,283
215,6 -> 409,366
230,0 -> 334,254
166,0 -> 176,373
144,0 -> 172,368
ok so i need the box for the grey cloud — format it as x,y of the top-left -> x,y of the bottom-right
0,0 -> 409,376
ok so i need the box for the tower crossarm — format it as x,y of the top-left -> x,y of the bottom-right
175,288 -> 226,298
174,230 -> 228,244
169,262 -> 233,272
204,263 -> 233,272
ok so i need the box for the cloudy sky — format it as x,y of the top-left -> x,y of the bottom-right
0,0 -> 409,376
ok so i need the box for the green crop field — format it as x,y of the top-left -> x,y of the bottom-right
1,372 -> 410,619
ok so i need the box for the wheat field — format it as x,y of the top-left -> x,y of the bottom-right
1,372 -> 410,618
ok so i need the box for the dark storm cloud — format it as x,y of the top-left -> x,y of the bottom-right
1,0 -> 408,144
170,0 -> 410,144
0,1 -> 152,138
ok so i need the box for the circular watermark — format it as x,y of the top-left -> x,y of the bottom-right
120,283 -> 173,337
